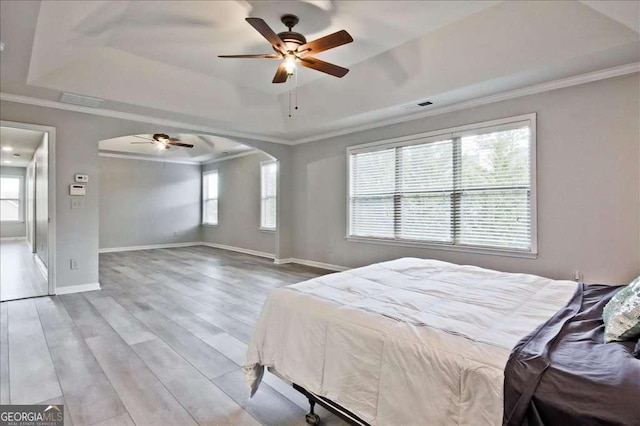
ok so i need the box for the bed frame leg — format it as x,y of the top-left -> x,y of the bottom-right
305,398 -> 321,425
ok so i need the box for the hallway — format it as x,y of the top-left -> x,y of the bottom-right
0,240 -> 47,301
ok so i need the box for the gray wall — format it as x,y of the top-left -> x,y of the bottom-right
99,156 -> 201,249
201,152 -> 276,255
33,133 -> 48,265
0,100 -> 290,291
291,74 -> 640,285
0,166 -> 26,238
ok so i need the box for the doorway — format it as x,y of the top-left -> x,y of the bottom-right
0,121 -> 56,301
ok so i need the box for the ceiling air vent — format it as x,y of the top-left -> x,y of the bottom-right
59,93 -> 103,108
403,100 -> 433,111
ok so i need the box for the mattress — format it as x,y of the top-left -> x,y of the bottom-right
244,258 -> 577,425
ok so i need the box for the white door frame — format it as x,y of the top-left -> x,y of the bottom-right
1,120 -> 57,296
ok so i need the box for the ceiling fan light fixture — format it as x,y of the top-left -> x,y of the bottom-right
284,54 -> 297,75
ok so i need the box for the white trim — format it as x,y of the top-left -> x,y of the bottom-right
2,63 -> 637,147
202,150 -> 262,164
99,151 -> 200,165
0,236 -> 26,241
200,242 -> 275,259
98,242 -> 202,253
55,282 -> 101,295
34,253 -> 48,279
294,62 -> 640,145
345,237 -> 537,259
274,258 -> 349,272
1,120 -> 57,297
0,93 -> 290,145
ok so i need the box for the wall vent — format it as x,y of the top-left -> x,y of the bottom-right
417,101 -> 433,107
59,93 -> 103,108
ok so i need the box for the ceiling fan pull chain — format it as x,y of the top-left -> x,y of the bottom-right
295,69 -> 299,111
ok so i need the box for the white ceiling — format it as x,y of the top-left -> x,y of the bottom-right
0,126 -> 45,167
1,1 -> 638,144
99,133 -> 253,163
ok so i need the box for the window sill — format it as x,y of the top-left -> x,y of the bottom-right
0,220 -> 24,224
259,227 -> 276,233
345,236 -> 537,259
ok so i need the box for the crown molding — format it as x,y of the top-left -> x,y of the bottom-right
0,92 -> 292,145
2,62 -> 638,147
292,62 -> 640,145
202,149 -> 263,164
98,151 -> 201,165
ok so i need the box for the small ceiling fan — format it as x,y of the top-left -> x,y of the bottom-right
130,134 -> 194,150
219,15 -> 353,83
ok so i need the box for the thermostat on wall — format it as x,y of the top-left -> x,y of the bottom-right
70,184 -> 86,196
75,174 -> 89,182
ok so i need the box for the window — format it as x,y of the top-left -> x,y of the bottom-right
348,114 -> 536,255
0,176 -> 22,222
202,171 -> 218,225
260,161 -> 277,230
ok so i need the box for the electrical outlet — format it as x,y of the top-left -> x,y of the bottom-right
70,259 -> 79,270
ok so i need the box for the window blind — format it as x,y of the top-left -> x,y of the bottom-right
202,171 -> 218,225
348,118 -> 534,253
261,161 -> 277,230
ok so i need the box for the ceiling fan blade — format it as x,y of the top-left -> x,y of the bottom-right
167,142 -> 194,148
133,135 -> 154,141
299,57 -> 349,78
245,17 -> 287,54
272,62 -> 289,83
218,54 -> 281,59
130,142 -> 154,144
297,30 -> 353,57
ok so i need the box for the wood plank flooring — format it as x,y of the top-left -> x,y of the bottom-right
0,240 -> 48,301
0,245 -> 347,426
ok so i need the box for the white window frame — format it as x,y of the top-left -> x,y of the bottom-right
346,113 -> 537,259
202,170 -> 219,226
260,160 -> 277,231
0,175 -> 24,223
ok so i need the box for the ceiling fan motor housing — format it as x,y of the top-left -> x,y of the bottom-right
279,14 -> 306,51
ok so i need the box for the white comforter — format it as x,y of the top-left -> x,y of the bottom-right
244,258 -> 577,425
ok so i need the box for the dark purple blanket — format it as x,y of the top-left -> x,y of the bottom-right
503,284 -> 640,426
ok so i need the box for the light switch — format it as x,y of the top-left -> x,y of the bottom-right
75,174 -> 89,182
71,198 -> 84,209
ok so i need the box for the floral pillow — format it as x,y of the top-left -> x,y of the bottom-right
603,276 -> 640,343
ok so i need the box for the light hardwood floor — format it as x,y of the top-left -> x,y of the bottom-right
0,246 -> 347,426
0,240 -> 48,302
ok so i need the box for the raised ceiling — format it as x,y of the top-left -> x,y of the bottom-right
1,1 -> 638,144
99,134 -> 254,163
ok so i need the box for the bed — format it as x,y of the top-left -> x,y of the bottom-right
504,283 -> 640,426
244,258 -> 578,425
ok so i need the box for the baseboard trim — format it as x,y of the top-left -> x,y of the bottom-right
200,242 -> 275,260
34,254 -> 48,280
97,241 -> 348,272
274,258 -> 349,272
55,282 -> 101,295
0,236 -> 26,241
99,242 -> 202,253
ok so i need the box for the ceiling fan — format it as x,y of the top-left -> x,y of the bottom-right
219,14 -> 353,83
130,134 -> 194,150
